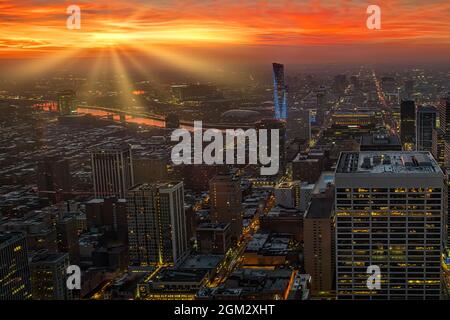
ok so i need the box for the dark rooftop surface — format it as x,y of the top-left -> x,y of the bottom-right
305,196 -> 333,219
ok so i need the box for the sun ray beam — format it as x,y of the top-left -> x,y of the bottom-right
109,48 -> 140,112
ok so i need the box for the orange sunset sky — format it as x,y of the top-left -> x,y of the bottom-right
0,0 -> 449,66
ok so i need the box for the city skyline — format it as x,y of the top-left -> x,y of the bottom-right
1,0 -> 450,307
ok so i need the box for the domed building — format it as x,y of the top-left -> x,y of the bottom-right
220,109 -> 263,124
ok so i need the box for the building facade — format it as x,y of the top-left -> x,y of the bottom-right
304,196 -> 335,296
91,143 -> 134,199
127,182 -> 188,266
416,106 -> 437,152
273,63 -> 288,120
438,93 -> 450,140
0,232 -> 32,300
335,151 -> 443,299
30,251 -> 72,300
209,173 -> 243,241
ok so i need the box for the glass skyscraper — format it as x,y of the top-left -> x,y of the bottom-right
272,63 -> 288,120
416,106 -> 437,152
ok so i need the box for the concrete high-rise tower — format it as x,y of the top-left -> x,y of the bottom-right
127,182 -> 188,266
91,143 -> 134,199
335,151 -> 443,300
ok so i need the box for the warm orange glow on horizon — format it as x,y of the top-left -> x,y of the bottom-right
0,0 -> 449,59
0,0 -> 449,83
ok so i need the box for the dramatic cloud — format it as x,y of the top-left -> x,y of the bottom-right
0,0 -> 448,62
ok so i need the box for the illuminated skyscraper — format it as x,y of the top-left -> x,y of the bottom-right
209,172 -> 243,241
273,63 -> 288,120
91,143 -> 134,199
30,251 -> 72,300
127,182 -> 188,267
0,232 -> 32,300
335,151 -> 443,300
416,106 -> 437,152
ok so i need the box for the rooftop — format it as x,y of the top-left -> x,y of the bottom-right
153,268 -> 208,283
360,133 -> 401,147
336,151 -> 442,175
90,142 -> 131,153
129,182 -> 182,192
417,105 -> 437,113
179,255 -> 224,270
0,231 -> 25,247
313,172 -> 335,194
333,111 -> 375,116
305,196 -> 334,219
196,222 -> 230,231
275,181 -> 300,189
31,251 -> 68,264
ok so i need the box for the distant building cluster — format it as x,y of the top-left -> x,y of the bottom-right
1,65 -> 450,301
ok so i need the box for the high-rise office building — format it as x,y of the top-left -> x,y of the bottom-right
30,251 -> 72,300
196,223 -> 232,255
438,93 -> 450,140
304,196 -> 335,296
287,110 -> 311,143
316,87 -> 327,109
56,216 -> 80,264
445,141 -> 450,168
37,156 -> 72,202
446,170 -> 450,249
127,182 -> 188,266
416,106 -> 437,152
273,63 -> 288,120
300,182 -> 315,212
209,173 -> 243,241
85,197 -> 128,243
400,100 -> 416,150
335,151 -> 444,300
432,128 -> 446,166
404,80 -> 415,99
91,143 -> 134,199
0,232 -> 32,300
292,153 -> 323,183
57,90 -> 77,115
